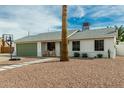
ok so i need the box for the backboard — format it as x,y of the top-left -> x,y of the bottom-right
2,34 -> 13,42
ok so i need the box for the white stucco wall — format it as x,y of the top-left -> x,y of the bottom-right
104,38 -> 116,58
55,42 -> 60,56
68,41 -> 72,56
41,42 -> 47,52
36,37 -> 116,58
68,38 -> 116,58
37,42 -> 42,57
116,42 -> 124,56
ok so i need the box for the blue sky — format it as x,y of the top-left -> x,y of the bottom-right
0,5 -> 124,39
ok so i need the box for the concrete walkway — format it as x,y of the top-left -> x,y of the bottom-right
0,54 -> 10,62
0,58 -> 59,72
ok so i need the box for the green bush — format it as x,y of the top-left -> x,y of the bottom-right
97,54 -> 103,58
74,52 -> 80,57
82,53 -> 88,58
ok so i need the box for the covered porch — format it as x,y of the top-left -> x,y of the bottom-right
37,41 -> 60,57
42,42 -> 56,57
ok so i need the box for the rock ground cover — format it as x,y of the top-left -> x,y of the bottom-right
0,57 -> 124,88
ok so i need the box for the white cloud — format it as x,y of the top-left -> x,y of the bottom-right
0,20 -> 28,39
0,6 -> 62,39
1,5 -> 124,40
90,6 -> 124,18
73,6 -> 85,18
0,21 -> 19,28
68,6 -> 85,18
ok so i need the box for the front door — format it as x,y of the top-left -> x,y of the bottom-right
47,42 -> 55,51
47,42 -> 56,56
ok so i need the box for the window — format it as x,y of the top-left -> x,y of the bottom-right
72,41 -> 80,51
95,40 -> 104,51
47,42 -> 55,51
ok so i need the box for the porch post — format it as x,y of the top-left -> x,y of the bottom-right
13,43 -> 17,56
37,42 -> 42,57
55,42 -> 60,56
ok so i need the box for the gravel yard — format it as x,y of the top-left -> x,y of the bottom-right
0,57 -> 124,88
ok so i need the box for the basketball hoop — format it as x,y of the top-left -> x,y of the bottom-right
2,34 -> 21,61
2,34 -> 13,60
2,34 -> 13,44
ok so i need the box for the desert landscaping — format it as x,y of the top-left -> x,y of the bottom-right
0,57 -> 123,88
0,5 -> 124,89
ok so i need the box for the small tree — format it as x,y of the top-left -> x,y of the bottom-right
115,25 -> 124,44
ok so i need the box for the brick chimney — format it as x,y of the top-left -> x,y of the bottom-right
82,22 -> 90,31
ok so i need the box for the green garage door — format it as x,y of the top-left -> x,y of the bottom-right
16,43 -> 37,57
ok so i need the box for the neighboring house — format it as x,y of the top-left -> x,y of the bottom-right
15,28 -> 117,58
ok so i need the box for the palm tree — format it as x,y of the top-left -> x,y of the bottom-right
60,5 -> 69,61
115,25 -> 124,44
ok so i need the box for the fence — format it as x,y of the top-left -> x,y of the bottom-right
0,46 -> 14,53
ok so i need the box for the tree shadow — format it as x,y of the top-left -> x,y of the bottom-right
0,64 -> 13,66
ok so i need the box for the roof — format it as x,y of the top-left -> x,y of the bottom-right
15,28 -> 116,43
15,30 -> 78,43
69,28 -> 116,40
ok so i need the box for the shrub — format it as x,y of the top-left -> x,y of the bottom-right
74,52 -> 80,57
82,53 -> 88,58
97,54 -> 103,58
94,56 -> 97,58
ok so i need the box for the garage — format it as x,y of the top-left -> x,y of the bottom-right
16,43 -> 37,57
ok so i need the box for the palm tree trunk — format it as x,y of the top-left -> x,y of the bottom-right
60,5 -> 69,61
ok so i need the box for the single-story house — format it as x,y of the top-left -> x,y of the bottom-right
14,27 -> 117,58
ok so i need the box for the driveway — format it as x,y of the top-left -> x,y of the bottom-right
0,54 -> 10,62
0,53 -> 42,66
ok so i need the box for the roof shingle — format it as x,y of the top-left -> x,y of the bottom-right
15,28 -> 116,43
